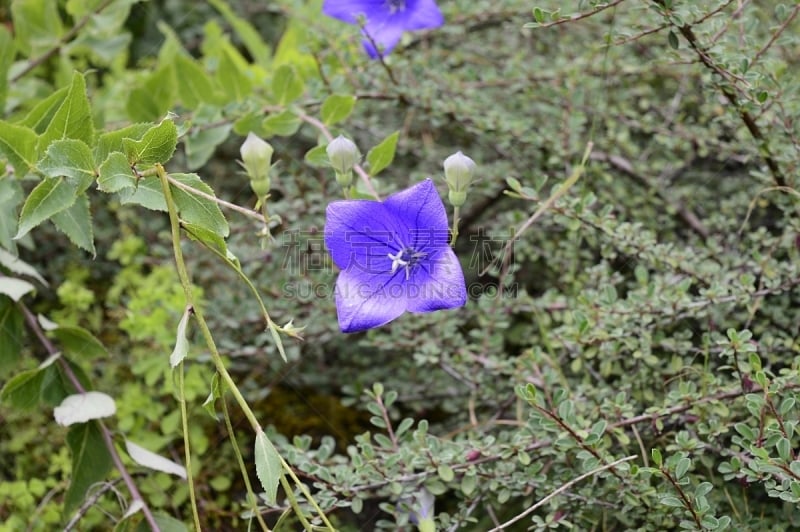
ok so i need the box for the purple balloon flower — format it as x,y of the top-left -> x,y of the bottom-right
322,0 -> 444,59
325,179 -> 467,333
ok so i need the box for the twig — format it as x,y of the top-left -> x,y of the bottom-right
660,467 -> 703,529
166,175 -> 267,224
752,4 -> 800,65
529,0 -> 627,29
10,0 -> 115,83
19,303 -> 161,532
488,455 -> 637,531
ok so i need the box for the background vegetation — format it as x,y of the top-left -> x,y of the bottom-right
1,0 -> 799,530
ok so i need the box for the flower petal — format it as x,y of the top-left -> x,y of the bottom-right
406,247 -> 467,313
322,0 -> 384,24
383,179 -> 449,250
403,0 -> 445,31
362,21 -> 405,58
335,268 -> 408,332
325,200 -> 405,271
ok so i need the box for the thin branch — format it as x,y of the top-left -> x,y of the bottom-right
19,303 -> 161,532
530,0 -> 627,29
10,0 -> 115,83
165,175 -> 267,224
488,455 -> 637,532
752,4 -> 800,65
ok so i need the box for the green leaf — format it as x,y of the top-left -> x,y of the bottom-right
182,222 -> 228,257
366,131 -> 399,176
0,121 -> 38,174
0,275 -> 36,301
668,30 -> 679,50
304,144 -> 329,167
183,122 -> 232,171
123,119 -> 178,165
51,325 -> 107,360
11,0 -> 64,55
95,123 -> 151,165
169,308 -> 190,367
660,495 -> 684,508
15,177 -> 78,240
262,110 -> 301,137
201,372 -> 221,419
207,0 -> 271,66
0,26 -> 13,115
321,94 -> 357,126
20,87 -> 69,133
98,152 -> 136,193
272,64 -> 304,105
651,448 -> 662,467
254,429 -> 282,505
675,457 -> 691,480
170,173 -> 229,238
136,514 -> 189,532
268,320 -> 287,363
39,72 -> 95,151
64,421 -> 113,515
126,67 -> 175,122
38,139 -> 96,191
0,297 -> 24,376
0,179 -> 24,253
1,366 -> 46,410
174,54 -> 217,107
0,247 -> 47,285
437,464 -> 455,482
777,437 -> 792,462
218,45 -> 252,102
117,176 -> 165,211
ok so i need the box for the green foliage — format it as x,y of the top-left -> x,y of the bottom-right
1,0 -> 800,530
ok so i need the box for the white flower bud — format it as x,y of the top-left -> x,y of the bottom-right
327,136 -> 360,175
240,133 -> 273,183
443,151 -> 476,193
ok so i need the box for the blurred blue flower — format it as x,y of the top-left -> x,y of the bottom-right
322,0 -> 444,59
325,179 -> 466,333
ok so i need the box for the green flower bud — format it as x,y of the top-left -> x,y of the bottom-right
240,132 -> 274,184
327,135 -> 360,175
443,151 -> 476,193
448,190 -> 467,207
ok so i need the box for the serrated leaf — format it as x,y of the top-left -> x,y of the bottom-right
125,440 -> 187,479
0,297 -> 23,376
123,119 -> 178,165
0,27 -> 13,110
174,54 -> 217,107
15,177 -> 78,240
51,195 -> 95,255
64,421 -> 113,515
39,72 -> 94,151
262,110 -> 301,137
51,326 -> 107,360
169,308 -> 190,367
117,175 -> 165,211
38,139 -> 96,191
0,275 -> 36,301
170,173 -> 229,238
98,152 -> 136,192
95,123 -> 151,165
321,94 -> 357,126
366,131 -> 399,176
272,64 -> 304,105
0,366 -> 45,410
20,87 -> 69,133
0,121 -> 38,174
0,179 -> 23,253
254,429 -> 282,505
54,391 -> 117,426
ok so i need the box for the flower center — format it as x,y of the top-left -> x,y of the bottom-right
385,0 -> 406,14
388,247 -> 426,280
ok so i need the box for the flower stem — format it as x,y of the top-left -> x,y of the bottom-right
177,361 -> 202,530
450,206 -> 460,247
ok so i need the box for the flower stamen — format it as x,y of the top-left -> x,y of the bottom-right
388,247 -> 426,280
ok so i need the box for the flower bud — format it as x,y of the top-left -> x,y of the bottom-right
443,151 -> 476,193
448,190 -> 467,207
327,136 -> 360,175
240,133 -> 274,184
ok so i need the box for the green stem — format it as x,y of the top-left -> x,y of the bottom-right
280,476 -> 314,531
155,165 -> 334,530
221,393 -> 271,532
178,361 -> 202,530
450,206 -> 460,247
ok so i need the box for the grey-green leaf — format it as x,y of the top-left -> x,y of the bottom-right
254,429 -> 282,505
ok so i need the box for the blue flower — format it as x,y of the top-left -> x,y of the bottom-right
322,0 -> 444,59
325,179 -> 467,333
